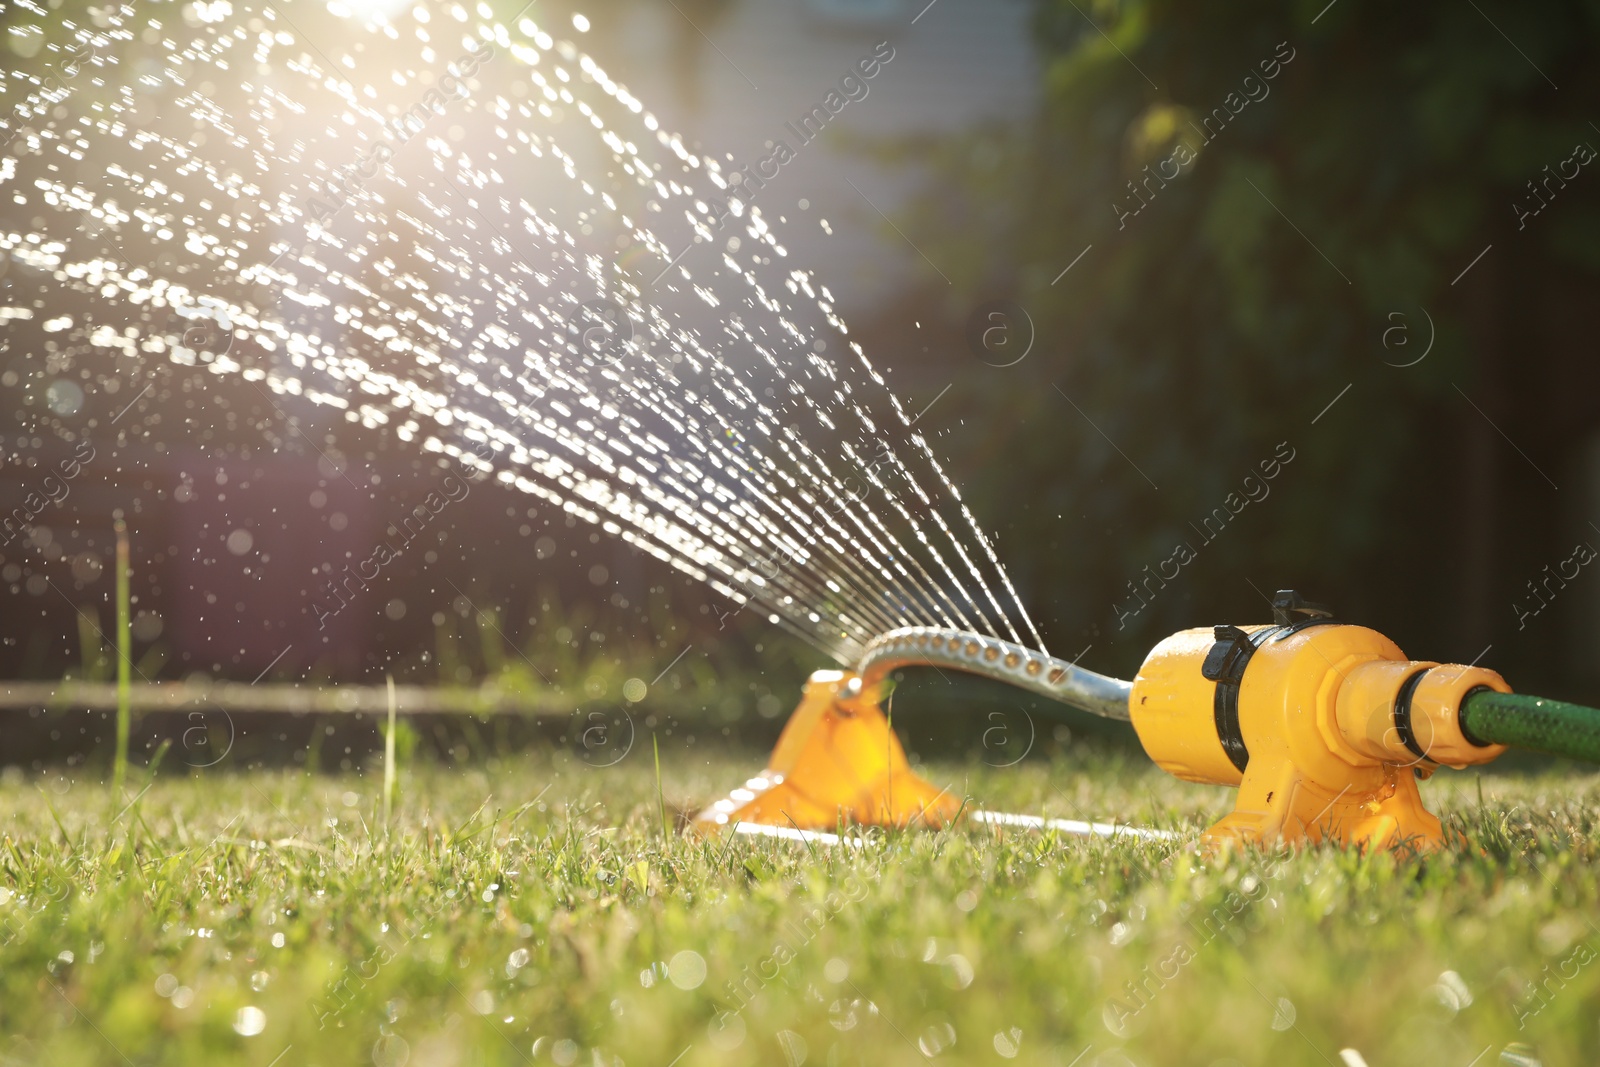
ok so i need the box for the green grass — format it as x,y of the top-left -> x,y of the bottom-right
1,745 -> 1597,1066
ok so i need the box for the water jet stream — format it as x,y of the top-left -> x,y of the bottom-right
2,2 -> 1050,669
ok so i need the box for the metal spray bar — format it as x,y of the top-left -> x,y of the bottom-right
854,626 -> 1133,722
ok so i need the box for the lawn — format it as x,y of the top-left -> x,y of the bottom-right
1,743 -> 1596,1066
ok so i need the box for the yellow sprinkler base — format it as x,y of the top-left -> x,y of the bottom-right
1131,591 -> 1510,853
694,670 -> 961,833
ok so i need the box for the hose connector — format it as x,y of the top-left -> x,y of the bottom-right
1130,589 -> 1510,851
1333,660 -> 1508,770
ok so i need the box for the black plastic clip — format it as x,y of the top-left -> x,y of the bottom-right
1201,624 -> 1254,683
1200,624 -> 1257,774
1271,589 -> 1333,628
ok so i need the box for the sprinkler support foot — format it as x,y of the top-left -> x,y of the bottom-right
694,669 -> 960,832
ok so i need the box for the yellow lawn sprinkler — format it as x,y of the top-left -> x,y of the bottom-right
698,590 -> 1600,852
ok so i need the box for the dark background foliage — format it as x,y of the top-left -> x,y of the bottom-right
876,0 -> 1600,697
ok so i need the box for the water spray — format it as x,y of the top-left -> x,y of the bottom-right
700,589 -> 1600,852
9,0 -> 1592,857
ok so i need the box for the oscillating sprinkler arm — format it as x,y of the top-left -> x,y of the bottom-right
855,627 -> 1133,721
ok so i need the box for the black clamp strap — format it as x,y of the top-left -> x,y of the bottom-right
1201,624 -> 1276,773
1201,590 -> 1338,774
1392,667 -> 1434,761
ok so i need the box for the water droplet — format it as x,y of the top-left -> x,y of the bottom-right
776,1029 -> 808,1066
917,1020 -> 956,1057
372,1034 -> 411,1067
993,1028 -> 1022,1058
69,553 -> 103,583
828,998 -> 860,1031
942,954 -> 974,990
668,950 -> 705,990
46,380 -> 84,416
233,1006 -> 267,1036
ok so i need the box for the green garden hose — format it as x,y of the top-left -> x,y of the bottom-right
1461,688 -> 1600,765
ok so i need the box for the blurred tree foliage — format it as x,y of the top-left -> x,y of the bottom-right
892,0 -> 1600,688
